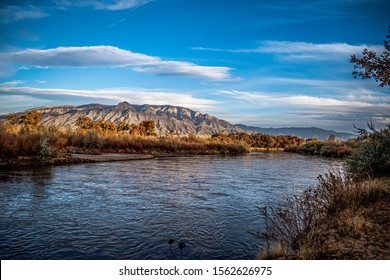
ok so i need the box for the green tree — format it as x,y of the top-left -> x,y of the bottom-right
346,123 -> 390,179
350,27 -> 390,87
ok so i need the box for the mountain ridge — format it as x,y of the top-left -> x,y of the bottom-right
1,102 -> 355,139
3,102 -> 242,136
236,124 -> 354,140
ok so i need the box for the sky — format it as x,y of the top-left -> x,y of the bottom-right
0,0 -> 389,132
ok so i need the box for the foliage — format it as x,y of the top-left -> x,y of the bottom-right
20,111 -> 42,131
38,134 -> 55,160
75,116 -> 157,136
0,118 -> 250,164
284,140 -> 353,157
256,173 -> 387,259
350,27 -> 390,87
346,124 -> 390,179
213,132 -> 305,149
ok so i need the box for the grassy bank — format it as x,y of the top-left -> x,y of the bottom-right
257,125 -> 390,259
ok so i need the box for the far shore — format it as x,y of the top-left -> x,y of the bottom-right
71,153 -> 155,162
251,147 -> 285,152
0,152 -> 157,168
0,151 -> 244,168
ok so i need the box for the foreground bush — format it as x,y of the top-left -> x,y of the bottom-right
346,124 -> 390,180
256,173 -> 387,259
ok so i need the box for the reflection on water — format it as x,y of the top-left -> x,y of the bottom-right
0,153 -> 341,259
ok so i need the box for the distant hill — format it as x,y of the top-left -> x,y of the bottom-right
1,102 -> 242,136
236,124 -> 354,140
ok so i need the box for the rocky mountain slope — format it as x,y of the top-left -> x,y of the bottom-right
1,102 -> 355,139
9,102 -> 243,135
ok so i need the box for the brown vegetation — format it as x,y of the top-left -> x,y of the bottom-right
284,139 -> 354,157
213,132 -> 305,149
0,112 -> 249,166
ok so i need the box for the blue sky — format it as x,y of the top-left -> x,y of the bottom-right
0,0 -> 389,132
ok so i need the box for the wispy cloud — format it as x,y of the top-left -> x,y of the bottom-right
221,89 -> 390,110
193,41 -> 384,61
53,0 -> 152,11
1,46 -> 233,80
218,89 -> 390,128
0,1 -> 152,24
0,80 -> 24,87
0,85 -> 219,112
0,5 -> 49,24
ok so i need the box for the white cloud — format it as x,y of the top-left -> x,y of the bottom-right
0,80 -> 24,87
53,0 -> 152,11
193,41 -> 384,60
0,5 -> 49,24
215,89 -> 390,131
219,89 -> 390,115
253,41 -> 376,54
0,85 -> 219,112
0,95 -> 53,112
94,0 -> 152,11
1,46 -> 232,80
0,1 -> 151,24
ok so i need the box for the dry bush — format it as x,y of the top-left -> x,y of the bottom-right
257,173 -> 387,259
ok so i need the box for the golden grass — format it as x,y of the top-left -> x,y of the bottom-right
257,244 -> 286,260
257,176 -> 389,259
0,124 -> 249,165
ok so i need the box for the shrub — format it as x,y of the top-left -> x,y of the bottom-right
256,172 -> 386,259
83,130 -> 104,149
38,134 -> 54,159
346,124 -> 390,180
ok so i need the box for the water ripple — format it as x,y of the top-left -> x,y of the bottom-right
0,153 -> 341,259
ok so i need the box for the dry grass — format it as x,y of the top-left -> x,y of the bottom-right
257,175 -> 388,259
0,124 -> 249,165
257,244 -> 286,260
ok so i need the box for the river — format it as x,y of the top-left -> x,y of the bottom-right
0,152 -> 341,259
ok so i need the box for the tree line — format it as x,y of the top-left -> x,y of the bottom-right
75,116 -> 157,136
212,132 -> 305,149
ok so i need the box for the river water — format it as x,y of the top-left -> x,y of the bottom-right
0,152 -> 341,259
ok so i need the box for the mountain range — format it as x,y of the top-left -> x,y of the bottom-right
1,102 -> 355,140
236,124 -> 354,140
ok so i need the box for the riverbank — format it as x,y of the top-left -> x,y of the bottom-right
0,150 -> 230,167
0,124 -> 250,167
257,125 -> 390,260
258,177 -> 390,260
0,152 -> 153,167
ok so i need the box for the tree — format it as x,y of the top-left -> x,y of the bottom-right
117,121 -> 130,133
21,111 -> 41,130
350,27 -> 390,87
140,120 -> 157,136
76,116 -> 94,130
6,113 -> 18,125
